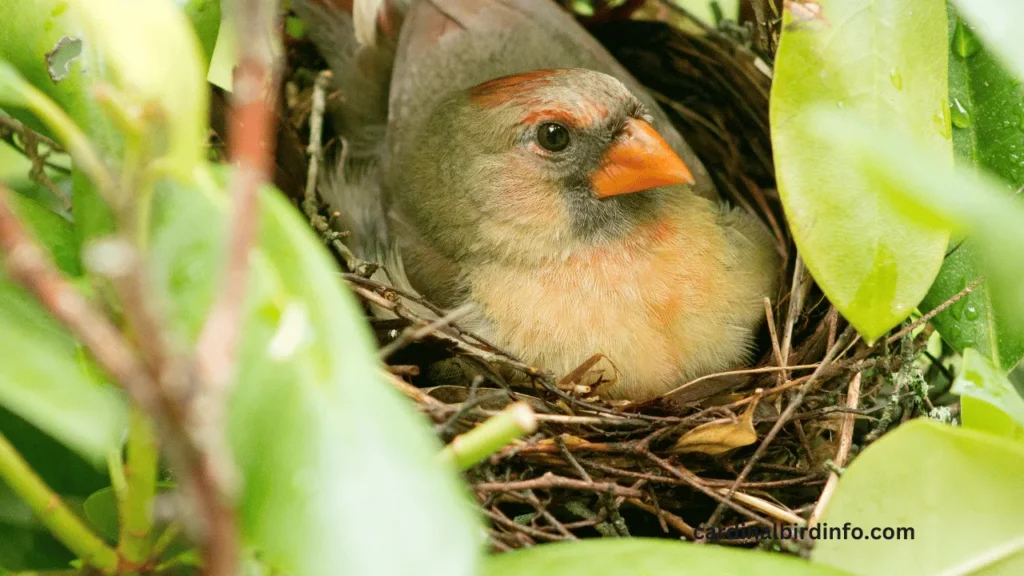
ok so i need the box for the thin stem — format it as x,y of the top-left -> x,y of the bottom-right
0,431 -> 120,574
439,403 -> 538,470
119,406 -> 159,564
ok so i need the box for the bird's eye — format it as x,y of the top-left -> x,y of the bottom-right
537,123 -> 570,152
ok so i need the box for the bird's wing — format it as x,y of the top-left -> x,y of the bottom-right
385,0 -> 716,201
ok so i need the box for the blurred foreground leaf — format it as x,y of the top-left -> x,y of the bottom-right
956,348 -> 1024,442
484,538 -> 850,576
809,110 -> 1024,342
0,189 -> 123,463
148,170 -> 480,576
771,0 -> 951,341
812,420 -> 1024,575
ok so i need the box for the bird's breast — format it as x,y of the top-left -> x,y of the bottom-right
465,211 -> 748,400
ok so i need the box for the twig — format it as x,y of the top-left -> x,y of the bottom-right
196,0 -> 280,391
300,71 -> 378,276
706,324 -> 857,527
379,303 -> 476,359
808,372 -> 861,527
780,255 -> 806,382
714,488 -> 805,526
627,498 -> 695,539
0,185 -> 234,575
885,276 -> 983,345
474,473 -> 643,498
0,432 -> 120,574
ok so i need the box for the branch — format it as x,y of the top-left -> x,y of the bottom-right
0,185 -> 232,573
196,0 -> 280,390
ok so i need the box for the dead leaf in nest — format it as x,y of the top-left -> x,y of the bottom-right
668,392 -> 762,455
559,354 -> 620,396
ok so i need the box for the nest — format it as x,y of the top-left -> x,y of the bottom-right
280,2 -> 952,554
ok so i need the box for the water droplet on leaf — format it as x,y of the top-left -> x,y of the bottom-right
950,98 -> 971,128
889,68 -> 903,90
965,304 -> 979,320
952,20 -> 982,59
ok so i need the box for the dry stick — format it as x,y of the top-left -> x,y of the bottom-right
628,498 -> 696,539
639,451 -> 775,529
475,473 -> 643,498
378,302 -> 477,359
705,324 -> 857,528
764,297 -> 784,370
301,71 -> 376,276
780,255 -> 807,385
714,488 -> 805,526
808,372 -> 862,527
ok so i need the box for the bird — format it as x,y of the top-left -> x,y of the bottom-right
292,0 -> 780,402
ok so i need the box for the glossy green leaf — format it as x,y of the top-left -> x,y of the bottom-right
484,539 -> 850,576
770,0 -> 951,341
812,420 -> 1024,575
955,348 -> 1024,441
952,0 -> 1024,83
148,169 -> 480,576
808,110 -> 1024,336
919,7 -> 1024,370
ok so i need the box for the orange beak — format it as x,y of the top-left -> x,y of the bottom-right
590,118 -> 695,199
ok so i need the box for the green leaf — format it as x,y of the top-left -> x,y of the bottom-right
812,420 -> 1024,575
807,111 -> 1024,340
0,0 -> 120,243
770,0 -> 951,341
956,348 -> 1024,441
0,0 -> 120,149
922,240 -> 1024,371
483,539 -> 850,576
148,169 -> 480,576
952,0 -> 1024,83
919,7 -> 1024,370
0,281 -> 127,463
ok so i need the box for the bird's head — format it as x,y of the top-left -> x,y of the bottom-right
395,68 -> 695,263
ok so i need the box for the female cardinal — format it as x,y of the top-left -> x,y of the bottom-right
293,0 -> 780,402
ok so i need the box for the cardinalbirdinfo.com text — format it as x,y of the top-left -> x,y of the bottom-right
694,523 -> 915,541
